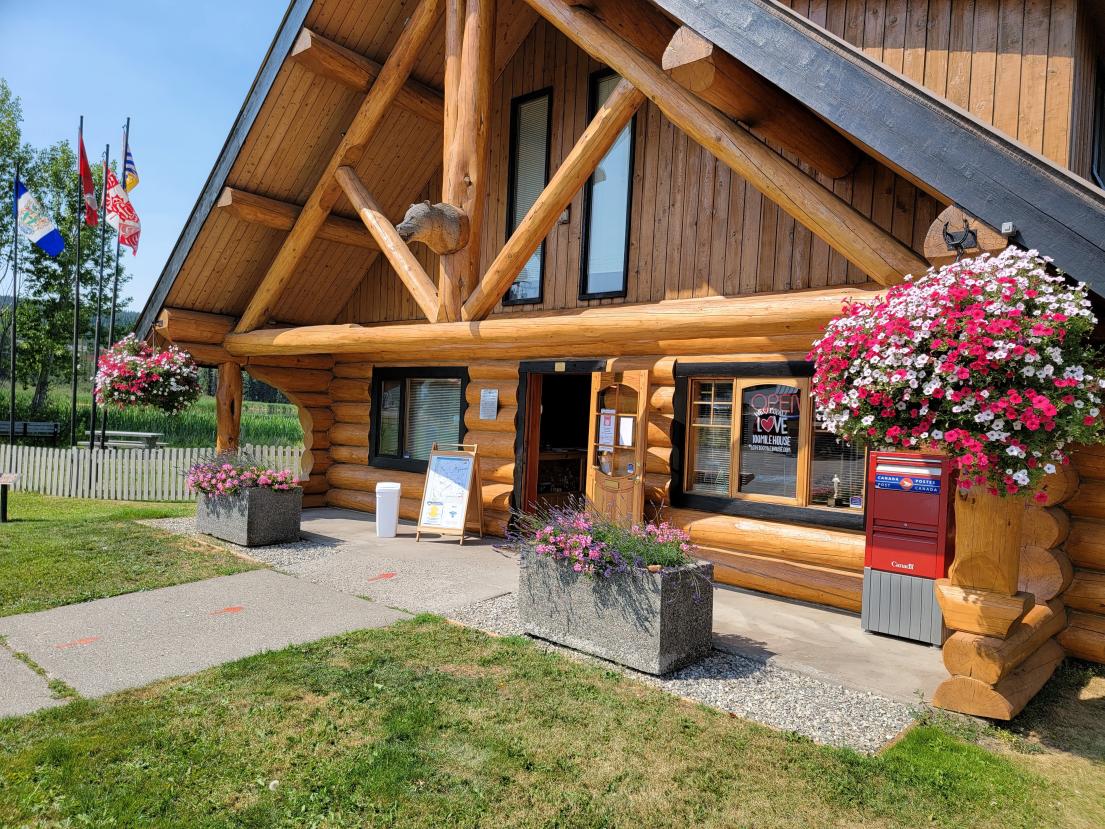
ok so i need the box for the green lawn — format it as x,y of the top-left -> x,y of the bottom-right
0,493 -> 259,617
0,616 -> 1101,828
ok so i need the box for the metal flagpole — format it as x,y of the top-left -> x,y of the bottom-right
88,145 -> 110,456
8,161 -> 19,446
69,116 -> 84,446
100,117 -> 129,450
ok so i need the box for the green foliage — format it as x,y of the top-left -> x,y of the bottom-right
0,492 -> 255,617
0,616 -> 1073,828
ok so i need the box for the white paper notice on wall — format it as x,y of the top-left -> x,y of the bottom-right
598,408 -> 616,447
479,388 -> 499,420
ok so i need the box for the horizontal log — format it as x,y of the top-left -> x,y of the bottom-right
325,464 -> 512,512
155,307 -> 234,344
1018,544 -> 1074,602
1065,478 -> 1105,519
1063,568 -> 1105,614
667,507 -> 865,572
1058,610 -> 1105,664
467,362 -> 520,381
1067,517 -> 1105,570
647,412 -> 673,448
330,422 -> 369,447
1021,506 -> 1071,550
302,451 -> 332,476
466,381 -> 518,408
290,392 -> 331,408
330,445 -> 370,465
324,487 -> 509,536
216,187 -> 378,250
307,430 -> 330,451
331,362 -> 374,379
249,354 -> 335,370
224,286 -> 873,359
303,493 -> 328,509
702,546 -> 862,612
245,366 -> 333,393
175,341 -> 235,366
1071,444 -> 1105,481
942,599 -> 1067,685
179,341 -> 337,369
645,445 -> 671,475
463,430 -> 515,459
1037,465 -> 1081,508
644,472 -> 670,507
289,28 -> 444,124
332,402 -> 370,424
301,407 -> 334,433
464,405 -> 517,434
932,639 -> 1065,720
482,458 -> 516,486
302,473 -> 328,495
607,355 -> 676,384
329,378 -> 372,402
649,385 -> 675,414
935,580 -> 1033,637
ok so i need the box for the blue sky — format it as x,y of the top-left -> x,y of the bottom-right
0,0 -> 289,311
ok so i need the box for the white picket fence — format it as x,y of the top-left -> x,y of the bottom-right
0,444 -> 303,502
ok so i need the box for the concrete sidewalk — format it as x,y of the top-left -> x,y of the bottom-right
0,570 -> 406,713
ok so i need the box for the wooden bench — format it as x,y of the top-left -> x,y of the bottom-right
0,472 -> 19,522
83,430 -> 166,450
0,421 -> 61,443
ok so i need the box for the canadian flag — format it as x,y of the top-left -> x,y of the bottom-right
77,133 -> 98,226
104,168 -> 140,254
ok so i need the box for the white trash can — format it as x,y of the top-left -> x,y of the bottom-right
375,482 -> 401,538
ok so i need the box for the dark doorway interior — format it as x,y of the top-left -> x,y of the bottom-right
522,373 -> 591,511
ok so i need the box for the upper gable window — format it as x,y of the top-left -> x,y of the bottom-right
580,71 -> 635,299
505,88 -> 552,305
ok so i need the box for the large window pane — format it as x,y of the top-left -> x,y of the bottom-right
507,92 -> 550,303
737,383 -> 801,499
689,380 -> 732,495
809,428 -> 865,509
404,378 -> 463,461
377,379 -> 402,456
582,73 -> 634,296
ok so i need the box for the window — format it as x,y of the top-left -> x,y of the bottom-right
684,375 -> 865,514
505,88 -> 552,304
371,368 -> 468,472
580,71 -> 635,299
1093,61 -> 1105,189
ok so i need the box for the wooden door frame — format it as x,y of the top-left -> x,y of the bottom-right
513,359 -> 607,517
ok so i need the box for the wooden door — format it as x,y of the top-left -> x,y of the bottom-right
585,370 -> 649,524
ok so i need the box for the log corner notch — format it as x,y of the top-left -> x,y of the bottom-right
924,205 -> 1010,268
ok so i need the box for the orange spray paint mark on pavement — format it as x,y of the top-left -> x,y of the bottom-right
54,636 -> 100,649
209,605 -> 245,616
366,572 -> 398,582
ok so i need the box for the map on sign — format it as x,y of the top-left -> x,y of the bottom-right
419,453 -> 475,529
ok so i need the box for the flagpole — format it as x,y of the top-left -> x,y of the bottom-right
101,118 -> 130,450
8,162 -> 19,446
69,116 -> 84,447
88,145 -> 110,455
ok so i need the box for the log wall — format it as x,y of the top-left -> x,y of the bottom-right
1059,444 -> 1105,664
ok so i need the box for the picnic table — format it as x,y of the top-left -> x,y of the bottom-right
83,431 -> 166,449
1,472 -> 19,522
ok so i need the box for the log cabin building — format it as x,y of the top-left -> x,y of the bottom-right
139,0 -> 1105,717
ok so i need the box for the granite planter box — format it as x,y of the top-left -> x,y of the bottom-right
196,487 -> 303,547
518,553 -> 714,674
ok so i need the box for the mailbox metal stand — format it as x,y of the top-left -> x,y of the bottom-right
860,452 -> 955,646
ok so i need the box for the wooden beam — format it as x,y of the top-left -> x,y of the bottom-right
289,28 -> 444,124
334,166 -> 440,321
566,0 -> 856,178
215,362 -> 243,455
660,25 -> 858,178
234,0 -> 442,334
156,307 -> 235,344
439,0 -> 497,321
521,0 -> 927,286
217,187 -> 378,250
224,284 -> 876,359
463,78 -> 645,320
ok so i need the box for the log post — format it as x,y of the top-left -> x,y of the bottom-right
215,362 -> 243,455
439,0 -> 496,320
462,78 -> 645,320
947,486 -> 1025,595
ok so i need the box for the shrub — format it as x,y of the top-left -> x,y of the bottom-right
186,459 -> 298,497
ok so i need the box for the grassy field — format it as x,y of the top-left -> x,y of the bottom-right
0,493 -> 258,617
0,616 -> 1101,828
0,388 -> 303,447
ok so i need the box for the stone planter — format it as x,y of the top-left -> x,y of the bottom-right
518,553 -> 714,674
196,487 -> 303,547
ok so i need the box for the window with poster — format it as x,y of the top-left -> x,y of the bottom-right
675,366 -> 866,529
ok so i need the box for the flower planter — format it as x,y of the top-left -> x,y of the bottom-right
518,553 -> 714,675
196,487 -> 303,547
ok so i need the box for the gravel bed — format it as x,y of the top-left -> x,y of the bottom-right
449,593 -> 915,754
138,516 -> 345,568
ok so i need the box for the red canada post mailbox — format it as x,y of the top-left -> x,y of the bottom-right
860,451 -> 956,645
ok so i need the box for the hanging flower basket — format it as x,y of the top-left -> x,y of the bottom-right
809,247 -> 1105,501
94,334 -> 201,414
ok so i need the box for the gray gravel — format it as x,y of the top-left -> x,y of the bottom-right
449,592 -> 915,754
138,516 -> 344,568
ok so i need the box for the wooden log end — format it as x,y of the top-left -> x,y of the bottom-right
935,580 -> 1033,638
933,639 -> 1065,720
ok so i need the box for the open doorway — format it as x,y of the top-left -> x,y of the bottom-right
520,372 -> 592,512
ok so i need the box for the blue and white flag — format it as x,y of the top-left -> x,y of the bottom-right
13,178 -> 65,257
